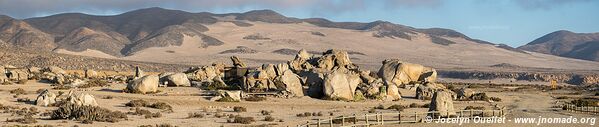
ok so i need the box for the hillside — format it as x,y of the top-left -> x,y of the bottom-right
518,30 -> 599,61
0,7 -> 596,72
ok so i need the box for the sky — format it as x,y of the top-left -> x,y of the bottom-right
0,0 -> 598,47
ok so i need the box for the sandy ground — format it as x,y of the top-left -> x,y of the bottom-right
0,80 -> 596,127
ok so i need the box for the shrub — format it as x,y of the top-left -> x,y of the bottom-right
125,100 -> 149,107
6,114 -> 37,124
264,116 -> 276,121
233,106 -> 247,112
260,110 -> 273,115
489,97 -> 502,102
187,112 -> 205,118
138,124 -> 178,127
387,104 -> 406,111
51,104 -> 128,123
229,115 -> 255,124
464,106 -> 486,110
471,93 -> 489,101
409,103 -> 421,108
149,102 -> 172,111
10,88 -> 26,95
332,117 -> 356,124
571,99 -> 599,107
555,96 -> 569,99
79,78 -> 109,88
244,96 -> 267,102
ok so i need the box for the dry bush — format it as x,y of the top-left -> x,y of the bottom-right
149,102 -> 173,111
79,78 -> 109,88
51,104 -> 128,123
102,96 -> 114,99
233,106 -> 247,112
489,97 -> 502,102
228,115 -> 255,124
264,116 -> 276,121
10,88 -> 26,95
6,114 -> 37,124
387,104 -> 406,111
374,104 -> 385,109
138,124 -> 178,127
464,106 -> 486,110
555,96 -> 569,99
244,96 -> 267,102
409,103 -> 421,108
368,108 -> 376,113
332,117 -> 356,124
296,112 -> 313,117
128,107 -> 161,119
186,112 -> 205,118
125,100 -> 149,107
470,93 -> 489,101
571,99 -> 599,107
260,110 -> 273,115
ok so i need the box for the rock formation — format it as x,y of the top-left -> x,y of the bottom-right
127,75 -> 159,94
429,90 -> 456,117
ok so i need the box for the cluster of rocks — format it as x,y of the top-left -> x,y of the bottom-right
35,89 -> 98,107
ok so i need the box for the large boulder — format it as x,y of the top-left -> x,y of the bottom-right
127,75 -> 159,94
274,70 -> 304,97
416,82 -> 446,100
28,67 -> 42,74
165,73 -> 191,87
35,89 -> 56,107
428,90 -> 456,117
323,68 -> 362,100
186,66 -> 221,83
243,70 -> 272,91
212,90 -> 242,102
7,69 -> 28,81
289,49 -> 314,72
386,85 -> 402,101
66,91 -> 98,106
378,59 -> 437,86
46,66 -> 66,75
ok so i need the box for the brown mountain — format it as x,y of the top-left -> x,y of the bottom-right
518,30 -> 599,61
0,15 -> 55,50
3,7 -> 597,72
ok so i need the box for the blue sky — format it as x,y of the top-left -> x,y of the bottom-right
0,0 -> 597,47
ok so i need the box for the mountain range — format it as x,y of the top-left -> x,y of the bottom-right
518,30 -> 599,61
0,7 -> 598,71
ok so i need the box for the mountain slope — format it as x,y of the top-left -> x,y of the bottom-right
518,30 -> 599,61
0,16 -> 55,50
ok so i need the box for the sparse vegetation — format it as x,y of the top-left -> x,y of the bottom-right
260,110 -> 273,115
138,124 -> 178,127
10,88 -> 26,95
244,96 -> 267,102
264,116 -> 276,121
570,99 -> 599,107
233,106 -> 247,112
186,112 -> 205,118
387,104 -> 406,111
464,106 -> 486,110
126,100 -> 149,107
489,97 -> 502,102
79,78 -> 109,88
51,104 -> 128,123
149,102 -> 173,111
6,114 -> 37,124
228,115 -> 255,124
